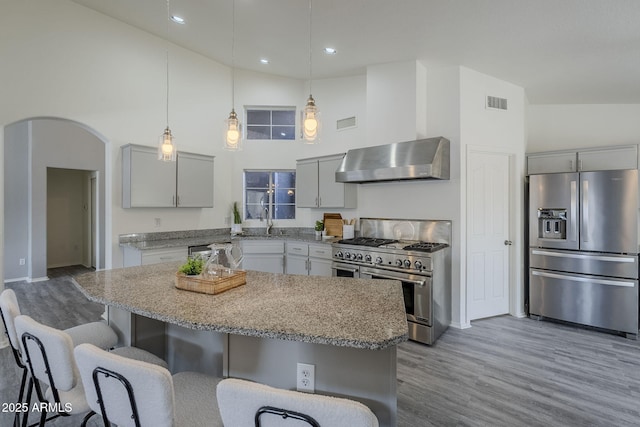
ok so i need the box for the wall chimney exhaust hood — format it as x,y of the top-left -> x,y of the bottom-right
335,137 -> 450,183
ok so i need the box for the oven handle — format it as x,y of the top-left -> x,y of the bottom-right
363,271 -> 426,286
331,266 -> 359,273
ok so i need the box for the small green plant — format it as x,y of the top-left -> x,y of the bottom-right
233,202 -> 242,224
179,256 -> 204,275
315,220 -> 324,231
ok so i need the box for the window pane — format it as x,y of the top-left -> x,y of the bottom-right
272,110 -> 295,125
272,126 -> 295,140
274,205 -> 295,220
245,172 -> 270,189
274,172 -> 295,188
274,188 -> 295,204
247,126 -> 270,140
247,110 -> 271,125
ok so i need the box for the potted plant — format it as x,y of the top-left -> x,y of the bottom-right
179,255 -> 204,276
314,220 -> 324,238
232,202 -> 243,235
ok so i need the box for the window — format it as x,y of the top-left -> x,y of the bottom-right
245,107 -> 296,140
244,170 -> 296,220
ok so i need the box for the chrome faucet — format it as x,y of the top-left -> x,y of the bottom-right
260,197 -> 273,235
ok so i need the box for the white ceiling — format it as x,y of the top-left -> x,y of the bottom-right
71,0 -> 640,104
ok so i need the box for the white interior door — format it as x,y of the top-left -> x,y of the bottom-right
467,150 -> 511,320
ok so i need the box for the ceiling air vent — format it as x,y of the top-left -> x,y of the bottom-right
336,116 -> 357,130
486,95 -> 508,110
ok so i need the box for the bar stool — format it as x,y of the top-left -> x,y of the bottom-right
74,343 -> 223,427
14,315 -> 168,427
216,378 -> 379,427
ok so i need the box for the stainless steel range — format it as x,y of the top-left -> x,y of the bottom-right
331,218 -> 452,345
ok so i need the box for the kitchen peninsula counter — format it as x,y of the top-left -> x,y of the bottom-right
73,262 -> 407,350
73,263 -> 406,426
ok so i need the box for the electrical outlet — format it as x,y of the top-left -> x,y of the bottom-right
19,258 -> 26,266
296,363 -> 315,393
154,218 -> 161,228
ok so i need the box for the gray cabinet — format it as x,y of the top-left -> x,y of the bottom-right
285,241 -> 332,277
122,246 -> 188,267
527,145 -> 638,175
296,154 -> 357,208
122,144 -> 214,208
241,240 -> 285,273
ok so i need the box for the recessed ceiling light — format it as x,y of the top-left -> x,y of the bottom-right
170,15 -> 185,24
324,47 -> 337,55
260,58 -> 270,64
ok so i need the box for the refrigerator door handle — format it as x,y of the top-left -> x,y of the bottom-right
569,179 -> 578,242
531,249 -> 637,263
531,270 -> 635,288
582,179 -> 589,243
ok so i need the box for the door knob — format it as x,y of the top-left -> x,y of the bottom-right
504,240 -> 513,246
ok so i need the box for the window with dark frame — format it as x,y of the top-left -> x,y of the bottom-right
244,170 -> 296,220
245,107 -> 296,140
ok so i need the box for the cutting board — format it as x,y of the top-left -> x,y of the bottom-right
323,213 -> 343,237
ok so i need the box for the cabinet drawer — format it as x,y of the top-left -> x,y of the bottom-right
286,242 -> 309,256
141,247 -> 188,265
241,240 -> 285,254
309,243 -> 332,259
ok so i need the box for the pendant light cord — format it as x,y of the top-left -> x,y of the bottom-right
231,0 -> 235,109
166,0 -> 170,128
308,0 -> 312,95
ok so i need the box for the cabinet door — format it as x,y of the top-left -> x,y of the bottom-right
308,257 -> 332,277
527,152 -> 577,175
296,160 -> 319,208
177,152 -> 214,207
285,254 -> 309,275
123,145 -> 176,208
578,146 -> 638,171
242,254 -> 284,273
317,157 -> 345,208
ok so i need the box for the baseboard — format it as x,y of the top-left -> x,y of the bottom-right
512,311 -> 527,319
450,321 -> 472,330
28,276 -> 49,283
4,277 -> 28,283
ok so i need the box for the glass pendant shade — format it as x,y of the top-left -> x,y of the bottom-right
224,109 -> 242,150
158,127 -> 177,161
302,94 -> 320,143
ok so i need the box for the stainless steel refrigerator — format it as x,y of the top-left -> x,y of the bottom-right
529,169 -> 639,337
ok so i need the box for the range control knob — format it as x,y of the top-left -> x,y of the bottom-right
375,256 -> 383,265
356,253 -> 364,261
414,260 -> 423,270
335,251 -> 343,259
395,259 -> 403,267
345,252 -> 352,260
365,254 -> 372,263
404,259 -> 411,268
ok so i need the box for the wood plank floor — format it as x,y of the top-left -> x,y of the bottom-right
2,268 -> 640,426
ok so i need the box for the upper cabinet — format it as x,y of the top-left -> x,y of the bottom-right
296,154 -> 357,208
527,145 -> 638,175
122,144 -> 214,208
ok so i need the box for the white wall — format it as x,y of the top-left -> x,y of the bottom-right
528,104 -> 640,152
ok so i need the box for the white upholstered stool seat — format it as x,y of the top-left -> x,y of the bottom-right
111,345 -> 169,369
216,378 -> 379,427
74,343 -> 223,427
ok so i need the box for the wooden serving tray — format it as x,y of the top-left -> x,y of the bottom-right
175,270 -> 246,295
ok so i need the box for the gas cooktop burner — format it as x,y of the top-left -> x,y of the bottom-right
403,242 -> 449,253
338,237 -> 398,247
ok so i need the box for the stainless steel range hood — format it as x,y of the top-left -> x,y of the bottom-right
335,137 -> 450,183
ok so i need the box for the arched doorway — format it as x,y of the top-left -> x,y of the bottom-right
3,117 -> 109,282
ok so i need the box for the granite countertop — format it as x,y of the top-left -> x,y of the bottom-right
72,262 -> 408,350
119,229 -> 340,251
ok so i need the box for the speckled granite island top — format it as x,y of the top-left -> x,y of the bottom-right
73,262 -> 408,350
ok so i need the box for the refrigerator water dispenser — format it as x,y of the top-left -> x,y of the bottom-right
538,208 -> 567,239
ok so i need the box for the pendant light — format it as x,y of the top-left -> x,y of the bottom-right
159,0 -> 177,161
224,0 -> 242,150
302,0 -> 320,143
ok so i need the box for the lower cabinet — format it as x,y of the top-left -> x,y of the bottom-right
285,241 -> 332,277
123,246 -> 188,267
240,240 -> 285,273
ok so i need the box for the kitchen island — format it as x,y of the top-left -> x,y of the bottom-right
73,262 -> 407,427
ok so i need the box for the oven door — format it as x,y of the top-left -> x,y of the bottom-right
360,267 -> 432,326
331,262 -> 360,278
